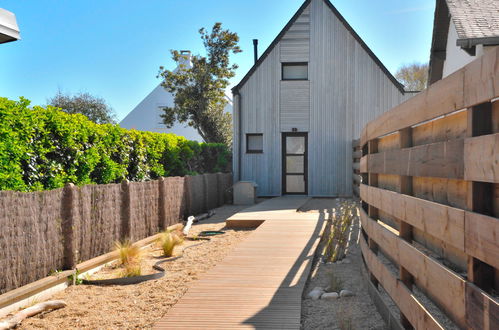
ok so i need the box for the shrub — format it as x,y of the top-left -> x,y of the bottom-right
114,240 -> 143,277
115,240 -> 142,266
0,97 -> 231,191
158,229 -> 184,257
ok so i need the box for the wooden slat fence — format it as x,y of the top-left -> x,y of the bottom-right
359,47 -> 499,329
352,139 -> 361,197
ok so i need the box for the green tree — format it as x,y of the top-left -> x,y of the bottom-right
48,90 -> 116,124
158,23 -> 241,146
395,62 -> 429,91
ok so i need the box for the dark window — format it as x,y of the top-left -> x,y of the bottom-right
282,62 -> 308,80
246,134 -> 263,153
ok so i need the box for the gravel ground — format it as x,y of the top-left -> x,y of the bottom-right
300,198 -> 387,330
18,204 -> 253,329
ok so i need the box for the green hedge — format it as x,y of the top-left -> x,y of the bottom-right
0,97 -> 231,191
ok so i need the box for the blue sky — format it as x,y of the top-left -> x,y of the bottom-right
0,0 -> 435,121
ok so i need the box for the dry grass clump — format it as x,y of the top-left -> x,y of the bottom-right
323,201 -> 357,263
158,229 -> 184,257
114,240 -> 143,277
336,304 -> 353,330
328,272 -> 343,293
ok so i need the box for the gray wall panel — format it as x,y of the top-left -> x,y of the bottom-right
308,0 -> 406,196
239,46 -> 282,196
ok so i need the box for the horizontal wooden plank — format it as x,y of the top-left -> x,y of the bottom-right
365,139 -> 464,179
353,150 -> 362,158
463,46 -> 499,108
464,133 -> 499,183
360,184 -> 465,251
360,155 -> 367,173
361,46 -> 499,145
465,211 -> 499,270
360,236 -> 444,330
0,270 -> 72,310
360,208 -> 467,328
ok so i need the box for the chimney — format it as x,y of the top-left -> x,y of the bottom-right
253,39 -> 258,64
175,50 -> 192,73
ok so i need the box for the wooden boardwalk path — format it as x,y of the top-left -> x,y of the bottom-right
154,197 -> 324,329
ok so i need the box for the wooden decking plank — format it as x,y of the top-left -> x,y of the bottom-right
154,197 -> 321,329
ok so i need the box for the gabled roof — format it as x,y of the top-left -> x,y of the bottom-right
232,0 -> 405,94
447,0 -> 499,48
428,0 -> 499,84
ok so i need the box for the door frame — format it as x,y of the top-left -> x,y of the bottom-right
282,132 -> 308,195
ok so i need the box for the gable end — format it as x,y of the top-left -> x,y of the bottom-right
232,0 -> 405,94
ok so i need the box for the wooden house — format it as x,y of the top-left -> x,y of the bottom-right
232,0 -> 412,196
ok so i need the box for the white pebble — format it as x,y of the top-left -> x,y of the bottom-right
340,289 -> 354,297
321,292 -> 339,300
307,288 -> 324,300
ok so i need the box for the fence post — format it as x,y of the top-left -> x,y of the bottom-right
397,127 -> 415,330
465,103 -> 495,292
352,139 -> 361,197
202,174 -> 209,213
216,173 -> 224,207
121,180 -> 132,240
62,183 -> 76,269
158,177 -> 166,230
365,139 -> 380,288
184,175 -> 192,217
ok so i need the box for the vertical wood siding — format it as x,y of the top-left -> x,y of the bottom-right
308,0 -> 406,196
238,46 -> 282,196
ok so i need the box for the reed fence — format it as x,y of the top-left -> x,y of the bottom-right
359,47 -> 499,329
0,173 -> 232,294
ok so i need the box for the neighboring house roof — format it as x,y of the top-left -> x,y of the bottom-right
429,0 -> 499,84
0,8 -> 20,44
119,83 -> 233,142
232,0 -> 405,94
428,0 -> 451,85
120,51 -> 233,142
447,0 -> 499,48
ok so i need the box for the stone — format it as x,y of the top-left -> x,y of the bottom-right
342,258 -> 351,264
307,287 -> 325,300
340,289 -> 354,297
321,292 -> 339,300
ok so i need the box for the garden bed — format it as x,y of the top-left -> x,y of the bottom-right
16,204 -> 253,329
300,198 -> 386,330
